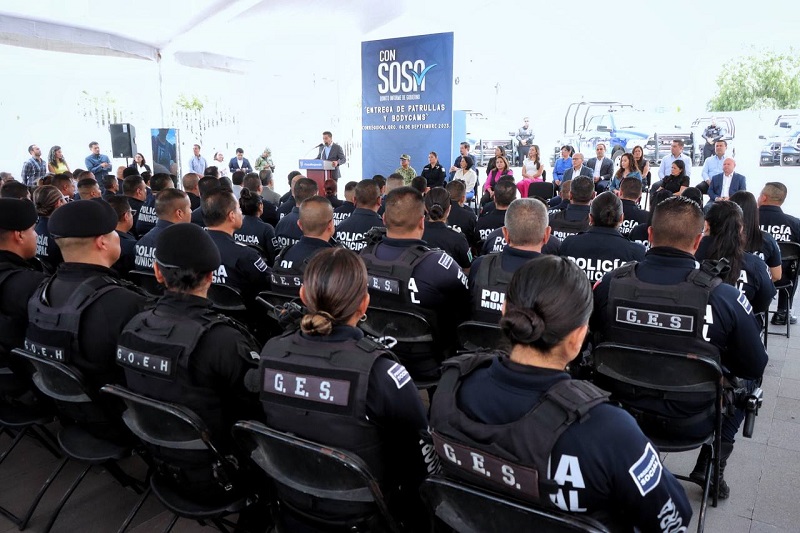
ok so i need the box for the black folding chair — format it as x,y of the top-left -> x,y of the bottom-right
456,321 -> 503,352
12,349 -> 145,533
127,270 -> 165,298
527,181 -> 555,201
770,241 -> 800,338
420,475 -> 609,533
207,283 -> 248,313
359,306 -> 439,388
101,385 -> 253,533
591,343 -> 724,533
233,420 -> 402,533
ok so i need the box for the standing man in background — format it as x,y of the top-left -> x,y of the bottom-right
189,144 -> 207,175
84,141 -> 113,187
21,144 -> 47,186
317,131 -> 346,181
515,117 -> 534,166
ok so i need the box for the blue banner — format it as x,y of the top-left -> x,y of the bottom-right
361,32 -> 454,180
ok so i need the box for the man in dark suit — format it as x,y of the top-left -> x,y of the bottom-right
317,131 -> 346,181
706,158 -> 746,207
228,148 -> 252,175
584,143 -> 614,193
561,152 -> 594,183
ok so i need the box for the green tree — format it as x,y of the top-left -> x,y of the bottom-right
708,50 -> 800,111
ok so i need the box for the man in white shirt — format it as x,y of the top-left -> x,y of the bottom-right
650,139 -> 693,195
697,140 -> 728,194
584,144 -> 614,193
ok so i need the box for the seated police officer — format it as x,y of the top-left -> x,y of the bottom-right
422,187 -> 472,270
276,172 -> 304,220
0,199 -> 46,381
275,177 -> 318,249
334,179 -> 383,252
592,196 -> 769,499
468,198 -> 549,323
135,172 -> 173,237
106,195 -> 137,278
332,180 -> 358,227
476,178 -> 517,244
481,197 -> 562,257
234,187 -> 278,265
618,176 -> 649,237
270,196 -> 337,298
627,189 -> 674,249
549,176 -> 594,240
25,199 -> 149,393
117,222 -> 261,462
256,248 -> 436,531
445,180 -> 479,250
242,173 -> 279,227
134,189 -> 192,272
190,175 -> 226,228
757,182 -> 800,325
204,189 -> 271,301
559,192 -> 646,282
360,186 -> 470,381
430,256 -> 692,530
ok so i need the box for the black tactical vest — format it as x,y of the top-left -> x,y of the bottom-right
25,275 -> 130,363
430,353 -> 609,505
359,242 -> 436,309
604,262 -> 722,362
269,243 -> 306,298
259,331 -> 393,479
549,210 -> 589,240
470,254 -> 513,323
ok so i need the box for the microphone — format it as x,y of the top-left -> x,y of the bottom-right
316,143 -> 324,148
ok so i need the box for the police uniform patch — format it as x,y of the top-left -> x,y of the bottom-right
437,253 -> 454,270
387,362 -> 411,389
249,351 -> 260,361
254,258 -> 268,272
628,442 -> 663,497
736,290 -> 752,314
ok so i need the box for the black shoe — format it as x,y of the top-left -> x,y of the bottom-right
689,445 -> 711,485
772,312 -> 788,326
690,444 -> 732,500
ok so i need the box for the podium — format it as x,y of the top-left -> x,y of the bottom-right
298,159 -> 335,192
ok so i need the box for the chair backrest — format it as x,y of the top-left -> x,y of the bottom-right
779,242 -> 800,281
359,306 -> 433,345
101,384 -> 211,452
233,421 -> 400,532
456,321 -> 503,352
207,283 -> 247,313
527,182 -> 555,200
591,343 -> 722,446
420,476 -> 610,533
12,348 -> 92,404
127,270 -> 164,298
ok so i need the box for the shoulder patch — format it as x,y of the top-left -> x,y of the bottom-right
437,253 -> 454,270
249,351 -> 260,361
736,290 -> 752,314
271,237 -> 279,249
254,258 -> 268,272
386,362 -> 411,389
628,442 -> 663,497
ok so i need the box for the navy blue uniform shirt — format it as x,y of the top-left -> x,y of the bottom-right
620,199 -> 649,236
134,219 -> 172,272
446,201 -> 479,247
135,195 -> 158,236
560,226 -> 646,282
234,215 -> 278,266
34,216 -> 63,273
476,208 -> 507,242
277,236 -> 333,270
423,221 -> 472,269
276,197 -> 295,220
206,229 -> 271,300
480,227 -> 561,256
333,201 -> 356,227
275,207 -> 303,249
335,208 -> 384,252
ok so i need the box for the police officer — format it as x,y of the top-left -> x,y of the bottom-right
619,177 -> 649,237
476,178 -> 516,244
757,182 -> 800,325
592,196 -> 769,499
122,174 -> 148,234
421,151 -> 447,189
190,175 -> 226,227
25,199 -> 149,393
134,173 -> 173,237
422,187 -> 472,270
334,179 -> 383,252
332,181 -> 358,227
242,173 -> 279,227
134,189 -> 192,272
204,189 -> 271,301
697,201 -> 776,315
549,176 -> 594,241
445,180 -> 479,250
560,192 -> 646,282
430,256 -> 692,531
480,224 -> 561,256
276,173 -> 304,220
0,199 -> 46,378
33,185 -> 66,273
275,177 -> 318,249
360,187 -> 470,381
106,196 -> 137,278
547,179 -> 570,213
271,196 -> 337,298
468,198 -> 549,323
118,222 -> 261,446
234,187 -> 278,266
628,189 -> 673,249
256,248 -> 436,531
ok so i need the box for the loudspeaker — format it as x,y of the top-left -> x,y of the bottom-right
109,123 -> 137,158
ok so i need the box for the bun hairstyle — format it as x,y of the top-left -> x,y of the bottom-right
425,187 -> 451,222
238,187 -> 262,216
33,185 -> 63,216
500,256 -> 592,352
300,248 -> 368,336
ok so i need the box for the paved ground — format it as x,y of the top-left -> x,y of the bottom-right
0,317 -> 797,532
